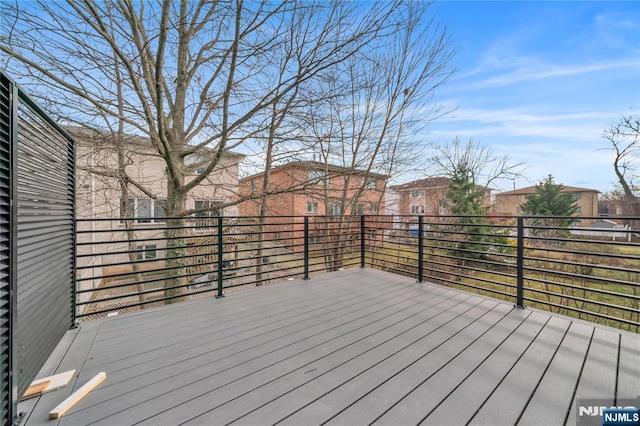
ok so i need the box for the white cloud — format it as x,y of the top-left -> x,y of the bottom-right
463,59 -> 638,90
595,12 -> 638,31
430,107 -> 619,142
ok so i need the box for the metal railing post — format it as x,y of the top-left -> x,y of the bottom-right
303,216 -> 310,280
360,215 -> 366,268
516,216 -> 524,308
72,211 -> 78,328
216,216 -> 224,298
418,216 -> 424,283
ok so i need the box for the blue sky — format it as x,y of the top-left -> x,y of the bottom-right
425,0 -> 640,193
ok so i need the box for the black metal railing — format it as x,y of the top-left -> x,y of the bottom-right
75,215 -> 363,320
365,215 -> 639,332
75,214 -> 639,332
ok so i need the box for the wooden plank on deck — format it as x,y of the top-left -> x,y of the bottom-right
72,280 -> 437,404
566,327 -> 620,425
58,276 -> 454,424
423,311 -> 551,425
617,332 -> 640,401
120,289 -> 464,426
468,315 -> 571,426
277,299 -> 506,426
189,297 -> 497,425
22,322 -> 101,426
517,321 -> 594,426
370,306 -> 531,425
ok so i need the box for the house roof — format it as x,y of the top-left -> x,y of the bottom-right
240,160 -> 389,181
388,177 -> 451,191
497,184 -> 600,196
68,126 -> 245,159
389,177 -> 492,192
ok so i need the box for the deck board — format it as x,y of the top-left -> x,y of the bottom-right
422,311 -> 551,425
278,297 -> 498,426
193,296 -> 491,425
370,304 -> 527,425
18,268 -> 640,426
517,321 -> 594,426
566,327 -> 619,426
468,315 -> 571,426
81,279 -> 412,376
617,333 -> 640,401
324,302 -> 516,426
23,323 -> 101,426
100,288 -> 462,425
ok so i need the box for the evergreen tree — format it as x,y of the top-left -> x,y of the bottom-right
520,175 -> 578,219
445,164 -> 488,216
443,164 -> 489,260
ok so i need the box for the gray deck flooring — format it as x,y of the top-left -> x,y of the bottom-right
20,268 -> 640,426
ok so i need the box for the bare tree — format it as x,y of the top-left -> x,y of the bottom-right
429,137 -> 524,193
2,0 -> 418,298
2,0 -> 398,215
302,2 -> 454,211
603,115 -> 640,219
276,2 -> 456,269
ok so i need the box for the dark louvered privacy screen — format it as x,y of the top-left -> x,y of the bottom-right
1,70 -> 75,425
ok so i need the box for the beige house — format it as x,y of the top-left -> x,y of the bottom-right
73,129 -> 244,309
493,185 -> 600,226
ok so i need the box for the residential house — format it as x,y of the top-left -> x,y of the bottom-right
388,177 -> 450,216
493,184 -> 600,226
598,197 -> 640,230
238,161 -> 388,251
73,129 -> 244,307
599,199 -> 627,217
388,177 -> 492,216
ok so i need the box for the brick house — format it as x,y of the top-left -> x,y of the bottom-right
493,185 -> 600,226
238,161 -> 388,251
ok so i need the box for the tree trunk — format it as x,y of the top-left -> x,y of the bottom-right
164,178 -> 188,303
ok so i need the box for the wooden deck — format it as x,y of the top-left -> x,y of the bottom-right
20,269 -> 640,426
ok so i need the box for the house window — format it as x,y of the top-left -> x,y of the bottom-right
309,235 -> 320,244
574,192 -> 582,200
121,198 -> 166,223
136,244 -> 157,260
363,177 -> 376,189
251,179 -> 259,191
306,201 -> 318,214
328,204 -> 342,216
309,169 -> 329,183
194,200 -> 224,217
411,205 -> 425,214
354,204 -> 364,215
516,206 -> 522,213
575,206 -> 582,213
370,203 -> 379,214
410,190 -> 425,197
